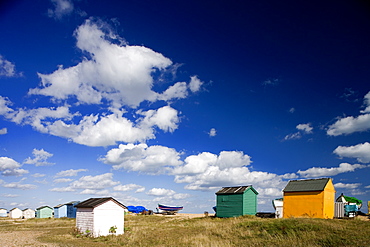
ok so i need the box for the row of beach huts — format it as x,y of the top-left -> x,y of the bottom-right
0,178 -> 366,237
0,201 -> 80,219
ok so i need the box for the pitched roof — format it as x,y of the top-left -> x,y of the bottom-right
36,206 -> 53,210
283,178 -> 331,192
75,197 -> 127,209
215,186 -> 258,195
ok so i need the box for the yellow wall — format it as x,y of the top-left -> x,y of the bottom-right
283,180 -> 335,219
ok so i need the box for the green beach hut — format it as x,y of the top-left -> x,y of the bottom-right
36,206 -> 53,218
215,185 -> 258,217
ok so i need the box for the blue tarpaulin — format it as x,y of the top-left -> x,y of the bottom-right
127,206 -> 147,213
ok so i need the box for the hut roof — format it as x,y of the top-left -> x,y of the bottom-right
215,186 -> 258,195
75,197 -> 127,209
36,206 -> 53,210
283,178 -> 330,192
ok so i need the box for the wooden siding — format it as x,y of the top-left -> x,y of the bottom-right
216,187 -> 258,217
0,208 -> 7,217
283,179 -> 335,219
22,209 -> 35,219
76,208 -> 94,234
37,207 -> 53,218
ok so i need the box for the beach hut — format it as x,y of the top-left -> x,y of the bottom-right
283,178 -> 335,219
75,197 -> 127,237
215,186 -> 258,218
22,208 -> 35,219
0,208 -> 7,217
272,198 -> 283,218
9,208 -> 22,218
54,201 -> 79,218
36,206 -> 53,218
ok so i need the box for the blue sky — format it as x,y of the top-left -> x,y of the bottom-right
0,0 -> 370,213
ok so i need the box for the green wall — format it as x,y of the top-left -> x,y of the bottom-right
216,188 -> 257,217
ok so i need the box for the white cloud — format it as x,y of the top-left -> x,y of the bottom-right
0,55 -> 22,77
80,189 -> 110,195
189,76 -> 203,93
30,18 -> 173,108
47,0 -> 74,20
327,91 -> 370,136
296,123 -> 313,134
3,182 -> 37,190
55,168 -> 87,177
0,96 -> 14,115
101,143 -> 182,174
297,163 -> 367,178
53,178 -> 73,183
289,107 -> 295,113
334,182 -> 361,189
147,188 -> 175,196
208,128 -> 217,137
49,187 -> 75,192
113,183 -> 145,193
1,193 -> 19,198
283,132 -> 301,141
360,91 -> 370,113
334,142 -> 370,163
138,105 -> 180,133
23,149 -> 54,166
0,128 -> 7,135
69,173 -> 119,190
32,173 -> 46,178
327,114 -> 370,136
0,157 -> 28,176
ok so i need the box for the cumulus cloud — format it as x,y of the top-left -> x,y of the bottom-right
147,188 -> 176,196
334,142 -> 370,163
0,128 -> 7,135
296,123 -> 313,134
189,76 -> 203,93
113,183 -> 145,193
334,182 -> 361,189
101,143 -> 182,174
297,163 -> 368,178
53,178 -> 73,183
47,0 -> 74,20
23,149 -> 54,166
50,173 -> 119,193
0,157 -> 28,176
208,128 -> 217,137
327,91 -> 370,136
2,181 -> 37,190
55,168 -> 87,177
0,55 -> 22,77
284,123 -> 313,141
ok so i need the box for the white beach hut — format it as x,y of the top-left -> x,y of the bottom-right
75,197 -> 127,237
9,208 -> 23,218
272,198 -> 283,218
22,208 -> 35,219
0,208 -> 7,217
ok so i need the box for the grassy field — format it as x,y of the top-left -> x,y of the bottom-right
1,215 -> 370,246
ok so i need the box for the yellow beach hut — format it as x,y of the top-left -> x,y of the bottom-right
283,178 -> 335,219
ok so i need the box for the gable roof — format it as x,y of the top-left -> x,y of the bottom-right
283,178 -> 331,192
216,186 -> 258,195
75,197 -> 127,209
36,206 -> 53,210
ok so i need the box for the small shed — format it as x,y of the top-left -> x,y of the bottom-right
283,178 -> 335,219
272,198 -> 283,218
54,201 -> 79,218
22,208 -> 35,219
36,206 -> 53,218
0,208 -> 7,217
75,197 -> 127,237
215,186 -> 258,217
9,208 -> 22,218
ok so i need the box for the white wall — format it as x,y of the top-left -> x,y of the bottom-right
10,208 -> 22,218
23,209 -> 35,219
93,200 -> 125,237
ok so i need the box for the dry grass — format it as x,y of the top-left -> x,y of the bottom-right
1,215 -> 369,246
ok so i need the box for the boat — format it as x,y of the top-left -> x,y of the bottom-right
157,204 -> 183,214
